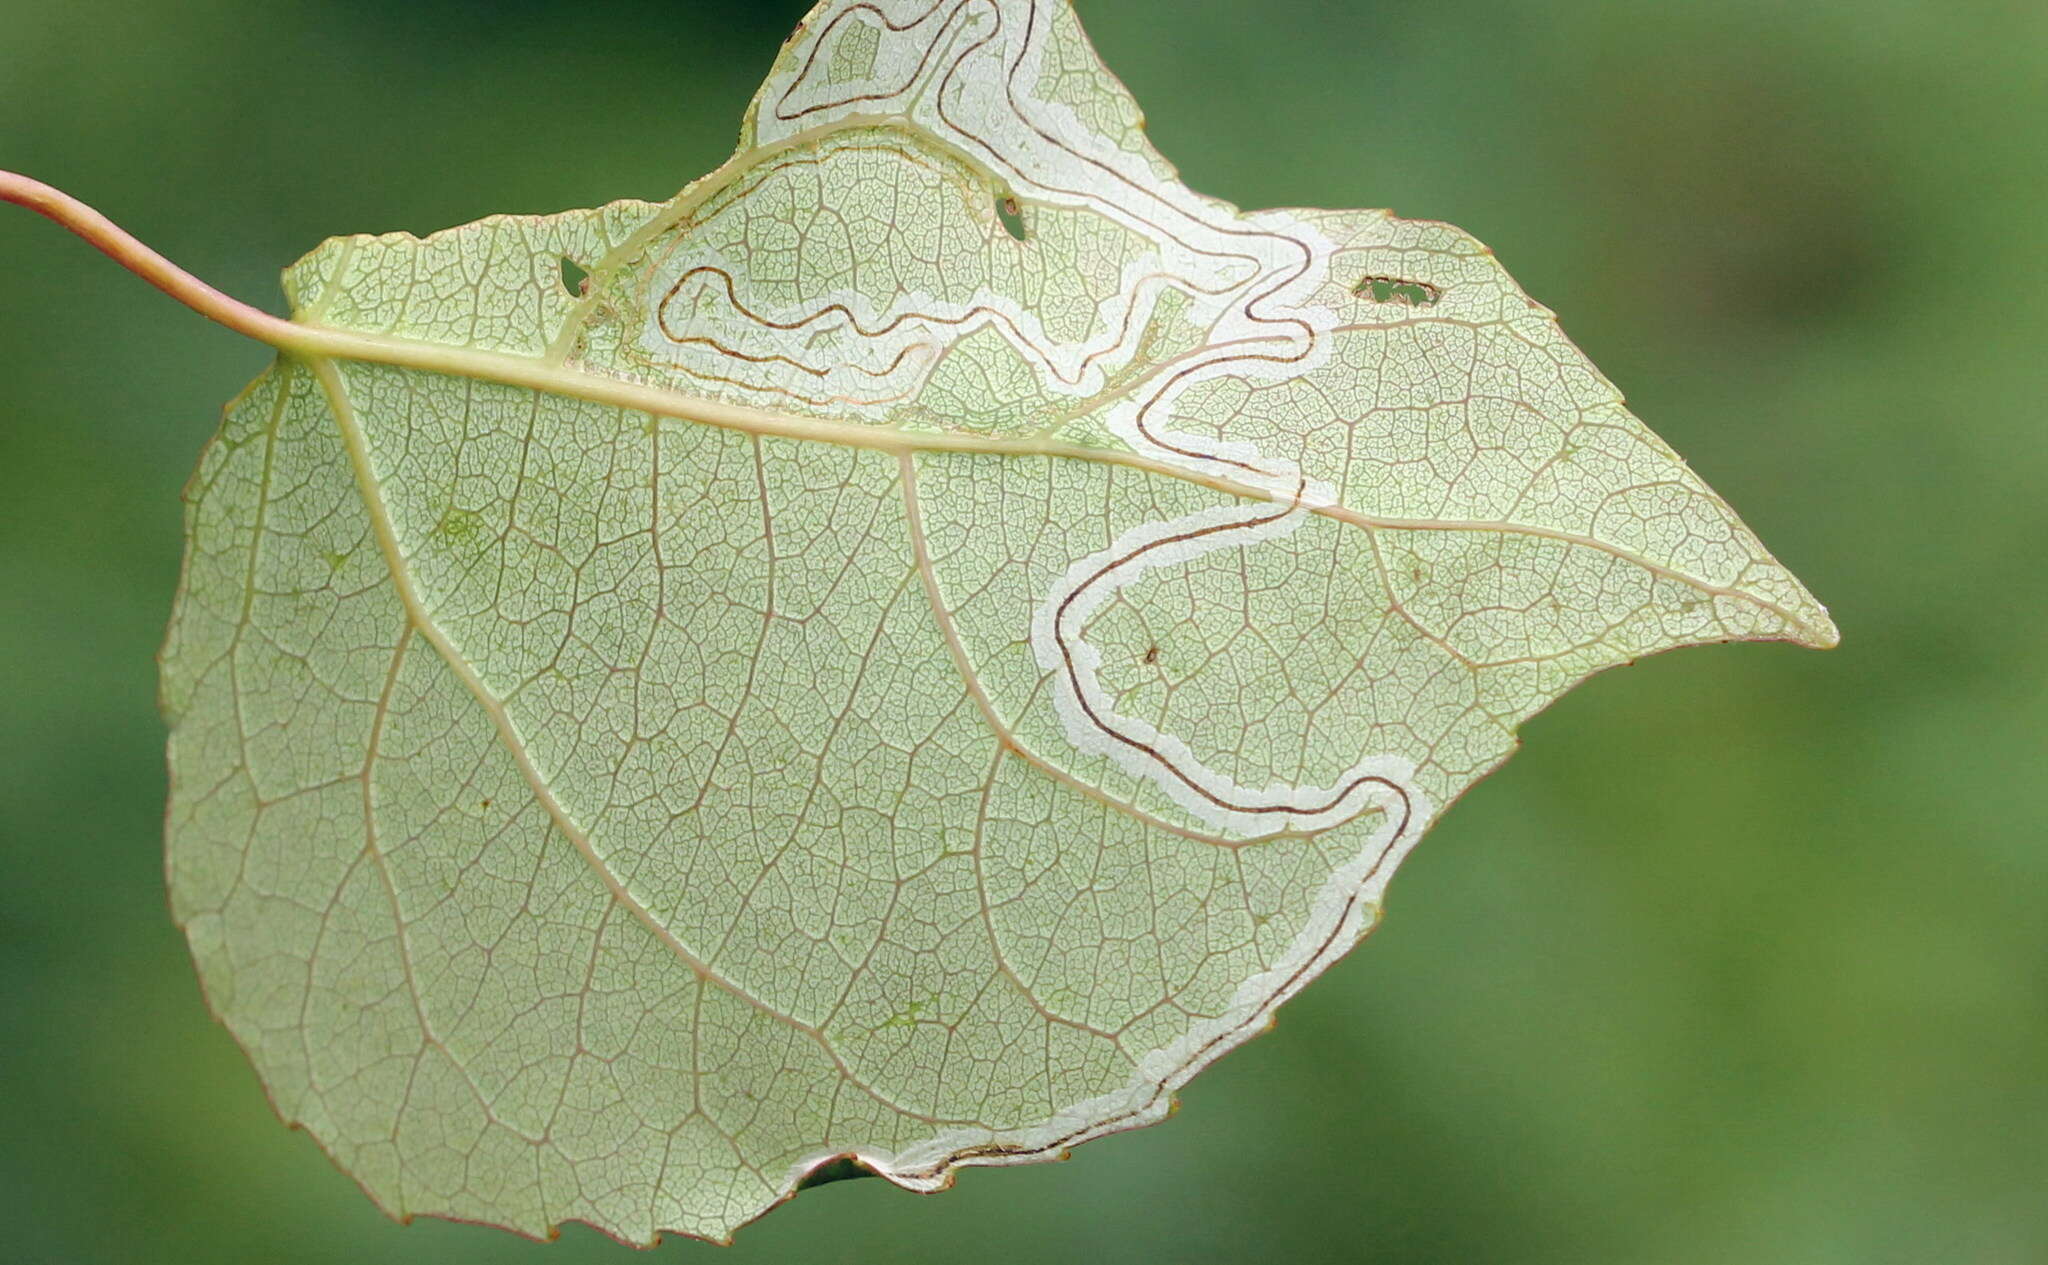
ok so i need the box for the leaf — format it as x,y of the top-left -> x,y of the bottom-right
92,0 -> 1836,1246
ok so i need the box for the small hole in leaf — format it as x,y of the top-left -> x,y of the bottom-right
559,255 -> 591,297
995,194 -> 1027,242
1354,275 -> 1441,306
797,1155 -> 878,1190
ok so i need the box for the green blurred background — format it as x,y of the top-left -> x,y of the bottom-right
1,1 -> 2042,1260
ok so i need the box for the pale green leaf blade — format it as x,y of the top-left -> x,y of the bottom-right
161,0 -> 1834,1245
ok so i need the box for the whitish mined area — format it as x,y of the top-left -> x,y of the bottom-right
161,0 -> 1835,1245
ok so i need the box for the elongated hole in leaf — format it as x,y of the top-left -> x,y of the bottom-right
1354,275 -> 1441,306
996,194 -> 1027,241
559,255 -> 590,297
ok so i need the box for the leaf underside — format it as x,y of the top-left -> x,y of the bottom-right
160,0 -> 1834,1245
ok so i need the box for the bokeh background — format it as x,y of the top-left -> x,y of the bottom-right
2,1 -> 2042,1261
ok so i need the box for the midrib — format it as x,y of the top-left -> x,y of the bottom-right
272,316 -> 1820,642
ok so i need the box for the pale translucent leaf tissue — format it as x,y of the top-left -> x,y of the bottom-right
159,0 -> 1835,1244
